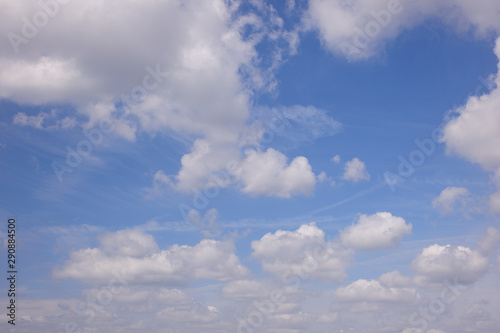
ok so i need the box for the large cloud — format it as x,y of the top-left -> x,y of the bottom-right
251,223 -> 352,282
54,229 -> 248,284
340,212 -> 412,250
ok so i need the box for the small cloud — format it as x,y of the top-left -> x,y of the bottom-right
13,109 -> 76,130
145,170 -> 174,199
317,171 -> 335,186
236,148 -> 316,198
342,157 -> 370,182
432,187 -> 470,215
331,154 -> 341,163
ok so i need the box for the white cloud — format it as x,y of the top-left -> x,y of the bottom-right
98,229 -> 159,257
411,227 -> 500,290
477,227 -> 500,257
441,37 -> 500,213
54,229 -> 248,284
13,109 -> 76,130
154,288 -> 192,305
251,223 -> 352,282
145,170 -> 174,199
1,0 -> 342,199
411,244 -> 489,288
304,0 -> 500,61
343,157 -> 370,182
379,270 -> 412,288
340,212 -> 412,250
236,148 -> 316,198
331,154 -> 341,163
432,187 -> 470,215
335,273 -> 419,302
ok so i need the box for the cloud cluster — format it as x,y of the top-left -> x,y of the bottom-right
54,229 -> 248,284
2,0 -> 333,198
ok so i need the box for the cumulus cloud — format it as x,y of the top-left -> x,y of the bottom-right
441,37 -> 500,213
342,157 -> 370,182
251,223 -> 352,282
335,271 -> 419,303
411,244 -> 488,288
340,212 -> 412,250
411,227 -> 500,289
432,187 -> 470,215
54,229 -> 248,284
236,148 -> 316,198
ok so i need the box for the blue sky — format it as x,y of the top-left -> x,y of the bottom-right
1,0 -> 500,332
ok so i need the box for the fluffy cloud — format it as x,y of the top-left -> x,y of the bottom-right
432,187 -> 470,215
251,223 -> 352,282
340,212 -> 412,250
342,157 -> 370,182
441,37 -> 500,213
54,229 -> 248,284
411,244 -> 489,288
236,148 -> 316,198
411,227 -> 500,288
335,271 -> 418,303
